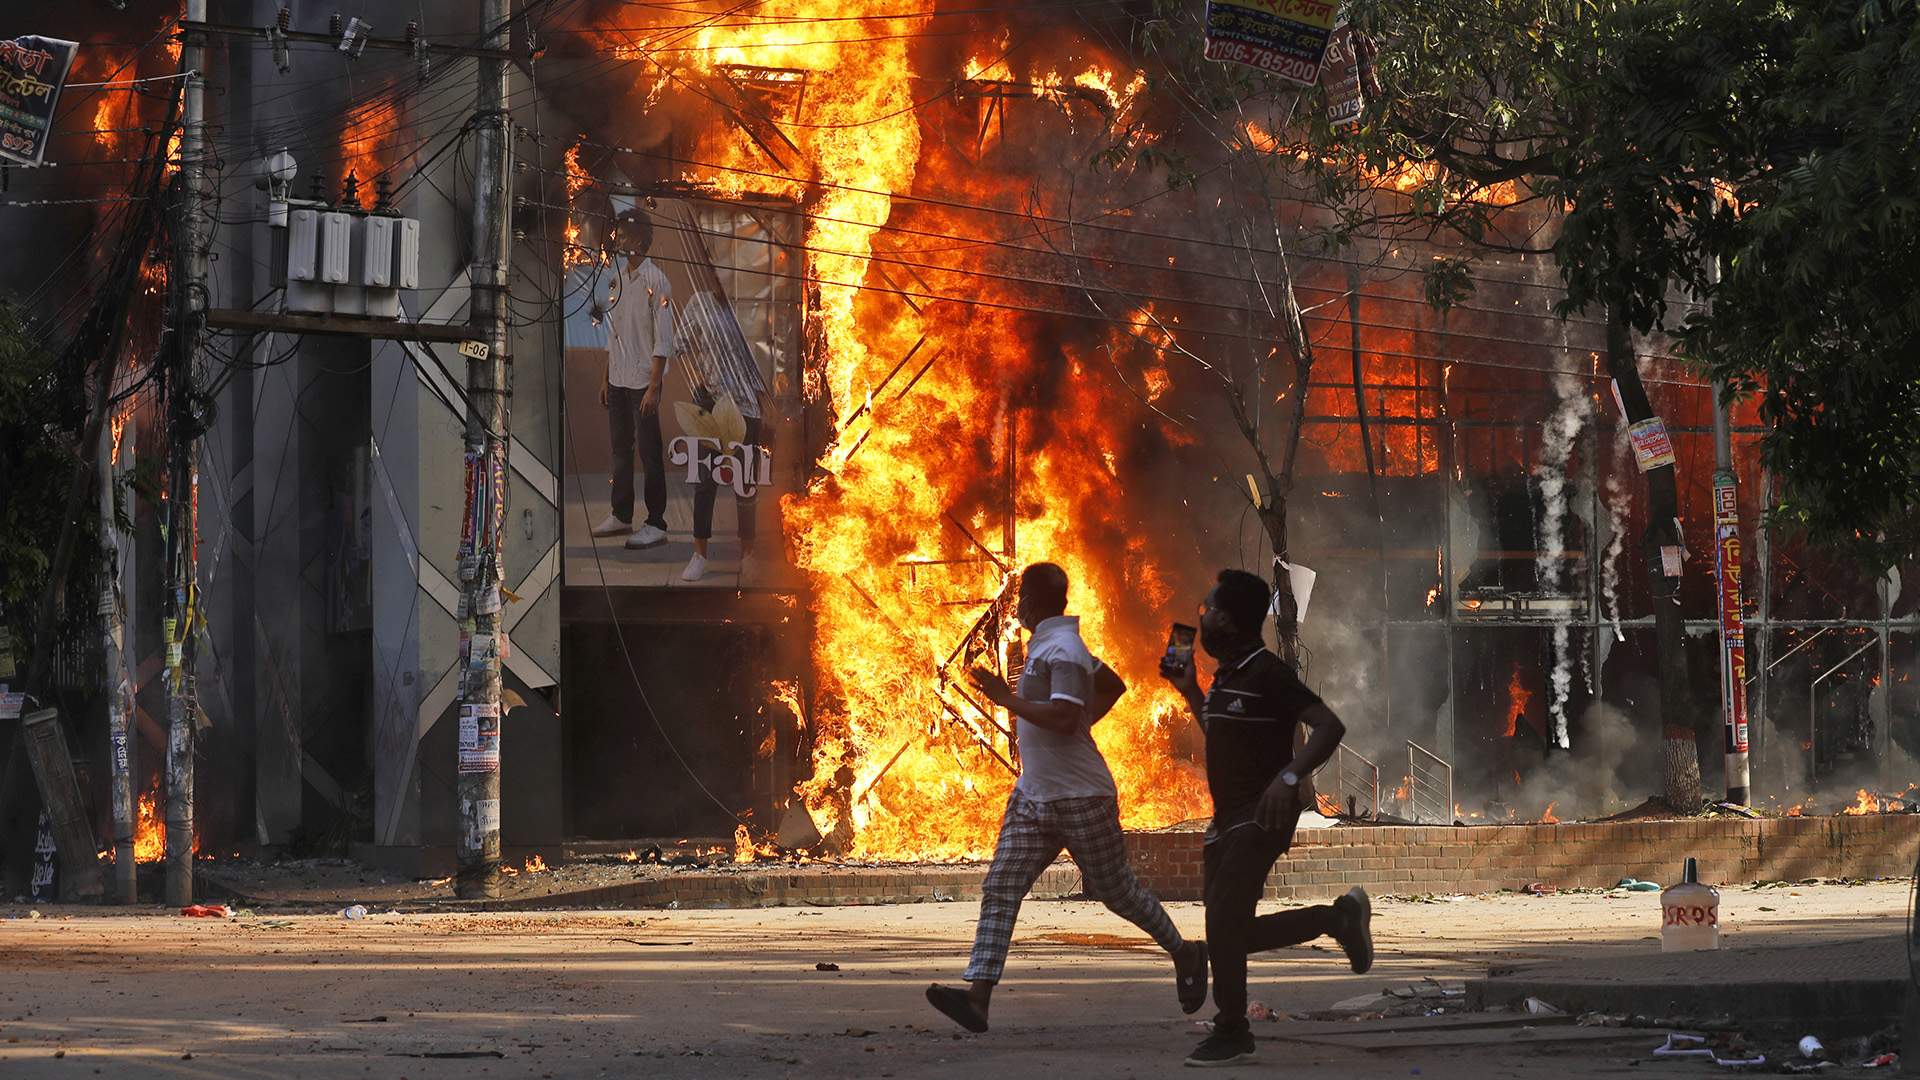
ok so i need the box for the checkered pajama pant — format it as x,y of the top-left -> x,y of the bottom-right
962,790 -> 1185,984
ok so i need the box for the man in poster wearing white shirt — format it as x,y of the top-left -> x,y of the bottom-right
590,209 -> 675,549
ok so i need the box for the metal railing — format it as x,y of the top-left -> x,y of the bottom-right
1321,744 -> 1380,820
1406,740 -> 1454,825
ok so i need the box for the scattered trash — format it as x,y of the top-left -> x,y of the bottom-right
1523,881 -> 1558,896
26,910 -> 40,919
1709,802 -> 1760,819
1799,1036 -> 1826,1059
1653,1033 -> 1715,1059
1616,879 -> 1662,892
1863,1053 -> 1899,1068
815,962 -> 840,972
1577,1012 -> 1628,1027
1651,1032 -> 1761,1066
1523,997 -> 1564,1017
840,1028 -> 875,1038
179,904 -> 230,918
1247,1001 -> 1279,1022
340,905 -> 368,921
344,1016 -> 389,1024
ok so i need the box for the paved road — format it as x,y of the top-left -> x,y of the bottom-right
0,881 -> 1906,1078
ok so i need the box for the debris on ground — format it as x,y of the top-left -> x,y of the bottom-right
1523,881 -> 1558,896
340,905 -> 368,920
1799,1035 -> 1826,1060
1522,997 -> 1563,1017
1616,879 -> 1663,892
1247,1001 -> 1280,1022
814,962 -> 840,971
1315,979 -> 1466,1020
1651,1032 -> 1765,1067
178,904 -> 230,918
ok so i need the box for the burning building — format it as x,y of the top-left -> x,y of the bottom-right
4,1 -> 1914,885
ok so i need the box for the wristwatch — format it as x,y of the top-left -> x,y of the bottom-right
1280,769 -> 1300,787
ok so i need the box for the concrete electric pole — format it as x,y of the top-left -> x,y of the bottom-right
1710,383 -> 1751,805
99,420 -> 136,902
166,0 -> 212,906
1705,260 -> 1751,807
454,0 -> 514,899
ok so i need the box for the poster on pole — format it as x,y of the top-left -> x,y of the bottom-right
0,36 -> 80,167
1628,417 -> 1678,472
1203,0 -> 1342,85
1712,476 -> 1749,754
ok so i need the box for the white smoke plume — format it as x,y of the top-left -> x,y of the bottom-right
1535,373 -> 1589,749
1600,419 -> 1631,643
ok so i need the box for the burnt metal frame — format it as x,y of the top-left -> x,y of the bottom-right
1317,359 -> 1913,805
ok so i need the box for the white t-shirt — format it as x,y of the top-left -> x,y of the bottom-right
604,257 -> 674,390
1012,615 -> 1119,802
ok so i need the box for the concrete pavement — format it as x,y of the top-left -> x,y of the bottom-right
0,881 -> 1907,1078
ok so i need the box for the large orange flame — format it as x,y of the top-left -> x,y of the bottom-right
611,2 -> 1214,859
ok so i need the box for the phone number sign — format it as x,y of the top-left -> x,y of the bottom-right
1203,0 -> 1341,86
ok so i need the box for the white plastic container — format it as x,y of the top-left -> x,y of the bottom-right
1660,857 -> 1721,952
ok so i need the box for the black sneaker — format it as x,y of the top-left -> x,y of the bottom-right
1184,1029 -> 1257,1067
1175,940 -> 1209,1014
1333,886 -> 1375,974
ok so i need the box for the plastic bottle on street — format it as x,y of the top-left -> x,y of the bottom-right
1660,857 -> 1721,952
341,904 -> 368,920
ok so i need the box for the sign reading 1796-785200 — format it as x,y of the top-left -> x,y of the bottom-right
0,36 -> 80,167
1204,0 -> 1342,85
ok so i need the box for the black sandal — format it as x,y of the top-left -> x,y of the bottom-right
925,983 -> 989,1033
1176,941 -> 1210,1014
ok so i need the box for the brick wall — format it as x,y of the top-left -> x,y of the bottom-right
1124,814 -> 1920,901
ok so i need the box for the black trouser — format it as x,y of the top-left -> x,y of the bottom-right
692,415 -> 761,542
608,385 -> 667,530
1204,818 -> 1339,1036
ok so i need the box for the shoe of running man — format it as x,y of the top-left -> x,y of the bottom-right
589,514 -> 632,538
1332,886 -> 1375,974
625,523 -> 668,549
1183,1029 -> 1256,1068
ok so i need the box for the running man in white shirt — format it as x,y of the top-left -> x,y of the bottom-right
589,209 -> 675,550
925,562 -> 1208,1033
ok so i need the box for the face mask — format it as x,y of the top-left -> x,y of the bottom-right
1199,619 -> 1244,660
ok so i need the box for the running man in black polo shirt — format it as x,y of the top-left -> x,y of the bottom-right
1164,569 -> 1375,1068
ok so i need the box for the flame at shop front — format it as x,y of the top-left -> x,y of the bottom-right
603,2 -> 1213,860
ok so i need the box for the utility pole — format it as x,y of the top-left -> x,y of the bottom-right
1709,335 -> 1752,808
99,420 -> 136,902
455,0 -> 513,899
1702,258 -> 1750,807
1710,381 -> 1750,806
166,0 -> 213,906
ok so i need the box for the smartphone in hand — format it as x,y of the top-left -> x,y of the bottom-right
1158,622 -> 1197,679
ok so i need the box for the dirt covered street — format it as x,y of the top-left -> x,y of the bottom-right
0,881 -> 1906,1078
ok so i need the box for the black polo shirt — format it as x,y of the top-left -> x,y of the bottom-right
1201,646 -> 1326,837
